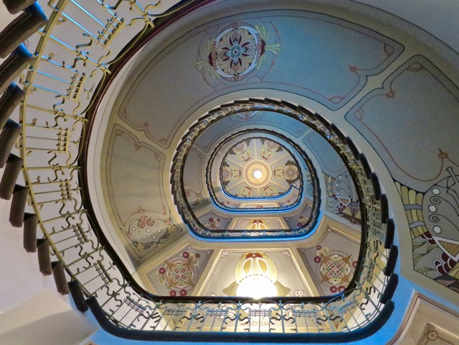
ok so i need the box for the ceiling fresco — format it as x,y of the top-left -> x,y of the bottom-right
117,10 -> 404,150
103,125 -> 182,262
345,55 -> 459,297
219,138 -> 300,200
208,134 -> 305,210
145,245 -> 213,296
298,227 -> 360,295
86,0 -> 459,305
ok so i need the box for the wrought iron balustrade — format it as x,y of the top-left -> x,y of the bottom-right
204,130 -> 310,211
0,0 -> 398,342
172,127 -> 320,238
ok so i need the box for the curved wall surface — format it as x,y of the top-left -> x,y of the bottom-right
83,0 -> 459,306
2,0 -> 459,344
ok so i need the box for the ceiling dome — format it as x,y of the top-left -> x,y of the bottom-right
9,0 -> 459,341
173,103 -> 324,238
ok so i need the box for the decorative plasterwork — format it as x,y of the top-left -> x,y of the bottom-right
117,10 -> 404,149
388,294 -> 459,344
196,23 -> 281,82
298,226 -> 360,295
346,55 -> 459,299
104,125 -> 182,261
145,245 -> 213,296
204,130 -> 308,213
218,137 -> 301,200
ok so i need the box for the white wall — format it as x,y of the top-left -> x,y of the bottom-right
0,289 -> 98,345
0,196 -> 69,313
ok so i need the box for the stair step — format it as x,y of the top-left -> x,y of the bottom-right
37,238 -> 52,275
0,154 -> 23,200
0,83 -> 24,129
9,185 -> 28,227
0,3 -> 47,58
23,213 -> 37,252
52,261 -> 69,295
0,44 -> 34,95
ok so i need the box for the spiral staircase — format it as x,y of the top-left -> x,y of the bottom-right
1,0 -> 459,344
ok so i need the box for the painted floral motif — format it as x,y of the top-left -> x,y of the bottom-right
185,189 -> 204,206
124,215 -> 181,253
263,185 -> 279,197
204,216 -> 221,230
325,173 -> 361,225
196,23 -> 281,82
221,162 -> 242,185
215,26 -> 257,78
261,138 -> 282,160
263,139 -> 281,152
221,165 -> 232,182
218,138 -> 303,206
273,160 -> 300,184
397,169 -> 459,294
283,165 -> 299,181
314,246 -> 354,293
136,215 -> 155,228
231,140 -> 248,155
157,251 -> 199,296
229,139 -> 251,161
147,247 -> 213,296
248,220 -> 268,230
238,186 -> 253,197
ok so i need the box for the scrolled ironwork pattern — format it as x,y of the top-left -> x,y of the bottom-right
8,0 -> 397,341
204,130 -> 309,213
173,127 -> 320,238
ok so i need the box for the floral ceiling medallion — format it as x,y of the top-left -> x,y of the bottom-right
158,251 -> 199,296
245,161 -> 270,187
218,137 -> 302,200
197,23 -> 281,82
315,246 -> 356,293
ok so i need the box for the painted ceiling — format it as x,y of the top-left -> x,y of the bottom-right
83,1 -> 459,303
218,137 -> 300,200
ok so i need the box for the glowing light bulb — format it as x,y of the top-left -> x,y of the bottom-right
236,276 -> 277,299
253,169 -> 263,179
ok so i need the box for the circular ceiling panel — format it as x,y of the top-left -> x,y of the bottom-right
218,137 -> 300,199
172,100 -> 329,239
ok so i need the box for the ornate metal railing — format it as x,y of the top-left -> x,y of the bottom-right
0,0 -> 398,342
204,130 -> 308,212
172,127 -> 320,238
